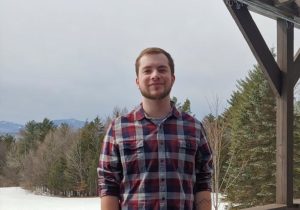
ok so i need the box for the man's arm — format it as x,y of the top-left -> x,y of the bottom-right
194,191 -> 211,210
101,196 -> 120,210
194,123 -> 213,210
97,121 -> 122,210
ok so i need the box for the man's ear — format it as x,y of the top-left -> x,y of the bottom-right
136,77 -> 140,88
171,74 -> 175,85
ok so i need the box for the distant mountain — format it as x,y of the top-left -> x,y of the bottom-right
52,119 -> 85,129
0,119 -> 85,135
0,121 -> 24,135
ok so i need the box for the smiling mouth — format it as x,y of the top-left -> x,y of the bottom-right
150,83 -> 163,86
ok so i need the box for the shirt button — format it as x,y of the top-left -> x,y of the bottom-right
161,178 -> 165,182
160,159 -> 164,163
162,197 -> 165,200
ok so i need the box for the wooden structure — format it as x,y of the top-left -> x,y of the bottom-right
224,0 -> 300,209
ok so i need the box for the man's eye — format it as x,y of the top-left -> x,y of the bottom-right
158,68 -> 167,73
143,69 -> 151,74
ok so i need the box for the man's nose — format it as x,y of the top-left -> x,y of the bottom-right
151,70 -> 160,80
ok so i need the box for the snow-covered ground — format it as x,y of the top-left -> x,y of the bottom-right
0,187 -> 99,210
0,187 -> 228,210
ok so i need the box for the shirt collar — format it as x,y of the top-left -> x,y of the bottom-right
134,101 -> 181,121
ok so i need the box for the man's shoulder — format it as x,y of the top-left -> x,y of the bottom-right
179,111 -> 202,125
174,111 -> 205,139
111,106 -> 140,125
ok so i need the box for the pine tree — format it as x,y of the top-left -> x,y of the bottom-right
48,157 -> 67,195
225,65 -> 277,208
171,96 -> 192,114
19,119 -> 56,154
293,101 -> 300,197
65,117 -> 105,196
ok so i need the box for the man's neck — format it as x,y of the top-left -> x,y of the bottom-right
142,97 -> 172,119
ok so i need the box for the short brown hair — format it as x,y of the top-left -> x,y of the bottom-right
135,47 -> 174,76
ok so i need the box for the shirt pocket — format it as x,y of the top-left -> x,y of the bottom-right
119,139 -> 145,175
178,138 -> 197,175
179,139 -> 197,156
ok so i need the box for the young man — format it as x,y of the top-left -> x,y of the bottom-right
98,47 -> 213,210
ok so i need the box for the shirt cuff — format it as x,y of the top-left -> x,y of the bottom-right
99,186 -> 120,198
194,183 -> 212,193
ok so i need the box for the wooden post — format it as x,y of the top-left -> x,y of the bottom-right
276,19 -> 294,206
224,1 -> 300,208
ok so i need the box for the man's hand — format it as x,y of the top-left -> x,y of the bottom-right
101,196 -> 120,210
195,191 -> 212,210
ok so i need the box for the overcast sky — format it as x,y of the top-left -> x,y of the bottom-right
0,0 -> 299,124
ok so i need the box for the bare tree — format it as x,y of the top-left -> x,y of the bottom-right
204,96 -> 249,209
203,97 -> 227,210
104,106 -> 128,129
65,135 -> 87,196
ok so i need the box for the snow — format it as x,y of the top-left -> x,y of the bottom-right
0,187 -> 229,210
212,193 -> 230,210
0,187 -> 99,210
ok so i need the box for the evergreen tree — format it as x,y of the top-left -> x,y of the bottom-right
224,64 -> 300,207
181,99 -> 192,114
0,134 -> 16,185
19,118 -> 56,154
65,117 -> 105,196
293,101 -> 300,197
171,96 -> 192,114
48,157 -> 67,195
79,117 -> 105,196
225,65 -> 277,207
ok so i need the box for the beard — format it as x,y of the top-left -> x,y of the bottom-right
139,85 -> 172,100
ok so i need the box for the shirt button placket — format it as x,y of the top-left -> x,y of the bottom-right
158,125 -> 167,210
160,174 -> 166,207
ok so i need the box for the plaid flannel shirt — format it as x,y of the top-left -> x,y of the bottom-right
98,104 -> 213,210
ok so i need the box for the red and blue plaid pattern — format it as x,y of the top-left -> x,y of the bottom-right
98,104 -> 212,210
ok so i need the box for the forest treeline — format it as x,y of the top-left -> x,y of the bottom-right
0,117 -> 105,196
0,106 -> 128,196
1,62 -> 300,208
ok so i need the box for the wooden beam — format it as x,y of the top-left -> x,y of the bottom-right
295,48 -> 300,64
291,48 -> 300,86
276,19 -> 294,206
224,1 -> 282,96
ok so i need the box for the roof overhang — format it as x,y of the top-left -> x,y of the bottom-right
235,0 -> 300,28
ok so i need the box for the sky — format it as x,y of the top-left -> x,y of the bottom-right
0,0 -> 299,124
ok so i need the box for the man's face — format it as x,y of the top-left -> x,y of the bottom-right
136,53 -> 175,100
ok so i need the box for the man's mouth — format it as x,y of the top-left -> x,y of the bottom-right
150,83 -> 163,86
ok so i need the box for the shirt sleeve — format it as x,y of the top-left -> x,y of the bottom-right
194,123 -> 213,193
97,120 -> 123,197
